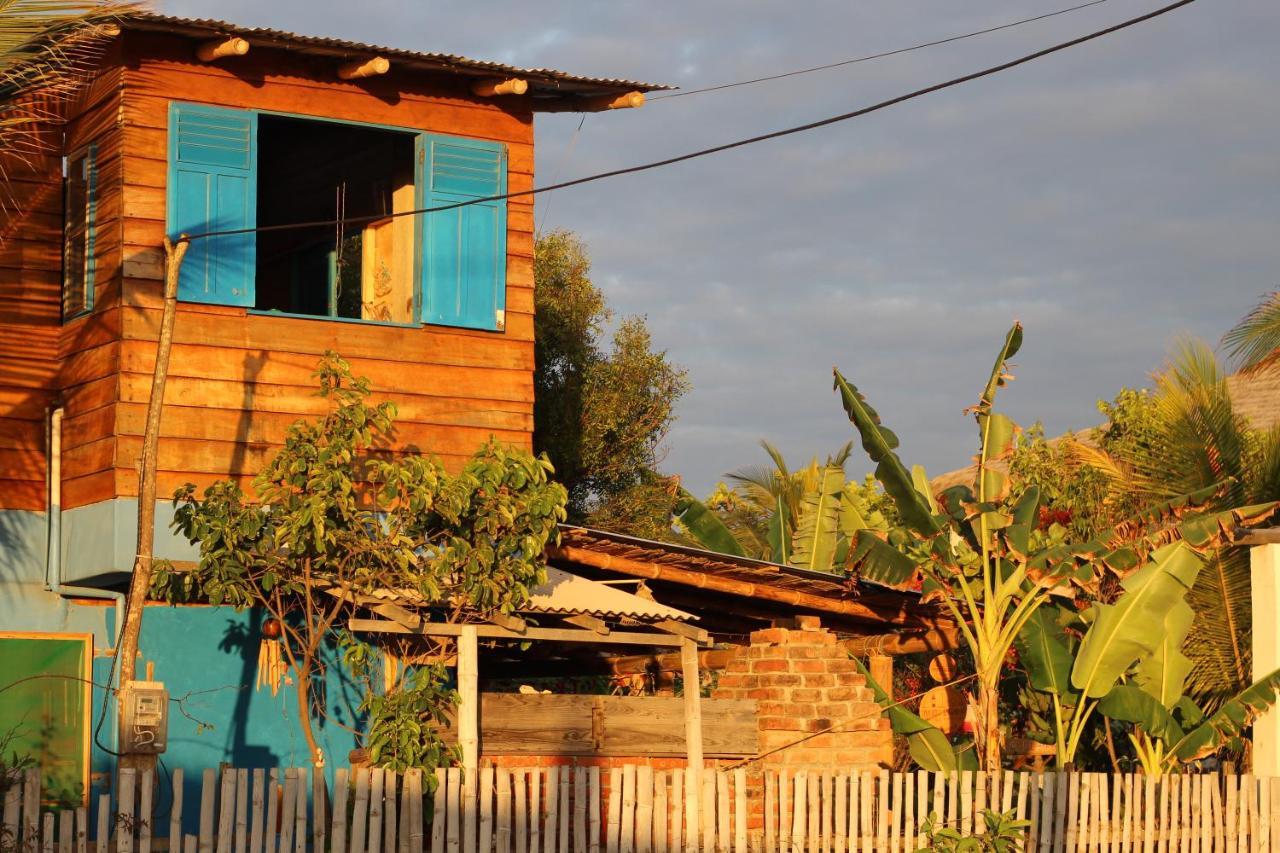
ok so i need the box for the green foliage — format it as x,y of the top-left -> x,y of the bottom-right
152,352 -> 567,769
1223,291 -> 1280,375
855,657 -> 974,772
533,230 -> 688,538
359,666 -> 458,775
915,810 -> 1029,852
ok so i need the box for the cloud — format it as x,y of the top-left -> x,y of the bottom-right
160,0 -> 1280,492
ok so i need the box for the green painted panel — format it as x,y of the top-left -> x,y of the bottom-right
0,635 -> 88,805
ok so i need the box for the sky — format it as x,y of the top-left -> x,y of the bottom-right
161,0 -> 1280,495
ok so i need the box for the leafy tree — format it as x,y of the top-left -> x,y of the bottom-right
1071,342 -> 1280,709
152,353 -> 567,770
0,0 -> 128,207
534,230 -> 688,539
1224,291 -> 1280,374
835,323 -> 1274,771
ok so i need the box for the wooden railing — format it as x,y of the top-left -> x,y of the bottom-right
6,765 -> 1280,853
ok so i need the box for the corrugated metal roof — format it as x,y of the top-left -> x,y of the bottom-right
525,566 -> 692,621
366,565 -> 693,623
118,13 -> 673,95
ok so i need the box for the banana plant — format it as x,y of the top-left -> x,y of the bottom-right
855,658 -> 976,772
834,322 -> 1278,771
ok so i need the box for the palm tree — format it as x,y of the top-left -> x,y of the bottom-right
1076,340 -> 1280,708
1223,291 -> 1280,375
0,0 -> 133,207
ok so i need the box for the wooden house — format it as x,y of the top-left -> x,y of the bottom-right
0,14 -> 948,816
0,13 -> 667,803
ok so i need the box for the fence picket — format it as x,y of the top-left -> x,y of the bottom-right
582,770 -> 597,853
700,774 -> 714,853
327,771 -> 345,853
588,770 -> 600,853
59,806 -> 73,853
545,769 -> 559,853
633,768 -> 649,853
497,770 -> 512,853
831,775 -> 845,853
619,767 -> 634,853
461,766 -> 475,853
312,770 -> 325,853
385,772 -> 398,853
655,768 -> 665,850
76,806 -> 87,853
777,771 -> 790,853
277,771 -> 296,853
233,770 -> 247,853
530,771 -> 541,853
408,771 -> 424,853
733,769 -> 746,853
399,772 -> 411,853
790,772 -> 805,853
446,771 -> 461,853
23,769 -> 40,852
461,770 -> 476,853
44,812 -> 54,853
198,770 -> 217,853
478,769 -> 493,853
605,769 -> 620,853
501,768 -> 517,853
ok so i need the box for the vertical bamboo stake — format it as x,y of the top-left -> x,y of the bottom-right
588,770 -> 601,853
701,774 -> 715,853
116,237 -> 189,688
478,770 -> 493,853
605,770 -> 620,853
832,776 -> 845,853
199,769 -> 216,853
446,771 -> 462,853
512,772 -> 526,853
620,768 -> 635,853
634,768 -> 651,853
733,770 -> 746,853
681,640 -> 703,853
170,768 -> 185,850
498,770 -> 513,853
859,774 -> 872,853
558,769 -> 570,853
384,772 -> 398,853
669,772 -> 681,853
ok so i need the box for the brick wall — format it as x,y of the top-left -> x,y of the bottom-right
711,616 -> 892,770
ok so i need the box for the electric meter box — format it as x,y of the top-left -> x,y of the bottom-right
119,680 -> 169,755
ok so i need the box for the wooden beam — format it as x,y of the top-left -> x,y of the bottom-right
562,614 -> 610,635
607,648 -> 740,676
488,612 -> 528,633
549,545 -> 915,624
471,78 -> 528,97
338,56 -> 390,80
653,620 -> 710,645
458,626 -> 479,779
371,602 -> 421,631
681,639 -> 703,850
842,627 -> 961,657
196,37 -> 249,62
537,91 -> 646,113
1240,528 -> 1280,545
349,618 -> 682,647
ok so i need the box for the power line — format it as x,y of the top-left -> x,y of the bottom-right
649,0 -> 1113,102
182,0 -> 1195,244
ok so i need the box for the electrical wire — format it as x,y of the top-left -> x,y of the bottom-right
179,0 -> 1196,245
649,0 -> 1113,101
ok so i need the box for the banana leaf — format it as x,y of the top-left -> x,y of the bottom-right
834,369 -> 942,538
1170,666 -> 1280,762
972,324 -> 1023,503
790,464 -> 844,572
1015,604 -> 1076,700
911,464 -> 940,514
849,529 -> 918,587
853,657 -> 972,771
1071,542 -> 1202,699
1134,599 -> 1194,709
1096,684 -> 1186,744
673,489 -> 745,557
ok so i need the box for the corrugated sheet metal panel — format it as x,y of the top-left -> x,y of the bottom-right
120,13 -> 673,94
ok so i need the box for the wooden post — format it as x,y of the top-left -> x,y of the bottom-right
196,37 -> 249,62
1254,543 -> 1280,776
116,237 -> 189,690
680,640 -> 702,853
458,626 -> 480,779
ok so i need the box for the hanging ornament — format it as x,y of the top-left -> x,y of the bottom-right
256,618 -> 286,696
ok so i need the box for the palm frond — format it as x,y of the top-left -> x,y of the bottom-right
1223,292 -> 1280,375
1183,548 -> 1251,711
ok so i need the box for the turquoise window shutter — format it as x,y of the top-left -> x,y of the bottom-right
166,102 -> 257,306
418,134 -> 507,330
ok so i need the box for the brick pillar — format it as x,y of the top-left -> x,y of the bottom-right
714,616 -> 891,767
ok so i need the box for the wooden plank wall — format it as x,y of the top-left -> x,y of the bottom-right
93,31 -> 536,508
0,46 -> 126,511
440,695 -> 759,758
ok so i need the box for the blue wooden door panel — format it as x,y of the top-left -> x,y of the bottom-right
167,102 -> 256,306
418,134 -> 507,330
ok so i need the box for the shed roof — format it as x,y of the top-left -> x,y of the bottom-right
117,14 -> 673,101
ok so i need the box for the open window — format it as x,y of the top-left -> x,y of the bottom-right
167,102 -> 509,331
256,115 -> 416,323
62,145 -> 96,320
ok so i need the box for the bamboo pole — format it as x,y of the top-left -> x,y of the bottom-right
117,237 -> 189,727
680,640 -> 702,853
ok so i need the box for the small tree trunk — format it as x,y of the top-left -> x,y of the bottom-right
294,662 -> 325,768
117,238 -> 189,687
977,680 -> 1002,772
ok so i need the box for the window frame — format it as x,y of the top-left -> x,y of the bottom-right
62,143 -> 97,322
167,102 -> 510,331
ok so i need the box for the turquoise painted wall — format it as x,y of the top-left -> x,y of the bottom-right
1,506 -> 364,834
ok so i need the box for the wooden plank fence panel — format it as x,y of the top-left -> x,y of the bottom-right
384,772 -> 397,853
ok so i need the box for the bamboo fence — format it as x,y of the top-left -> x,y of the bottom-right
4,765 -> 1280,853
